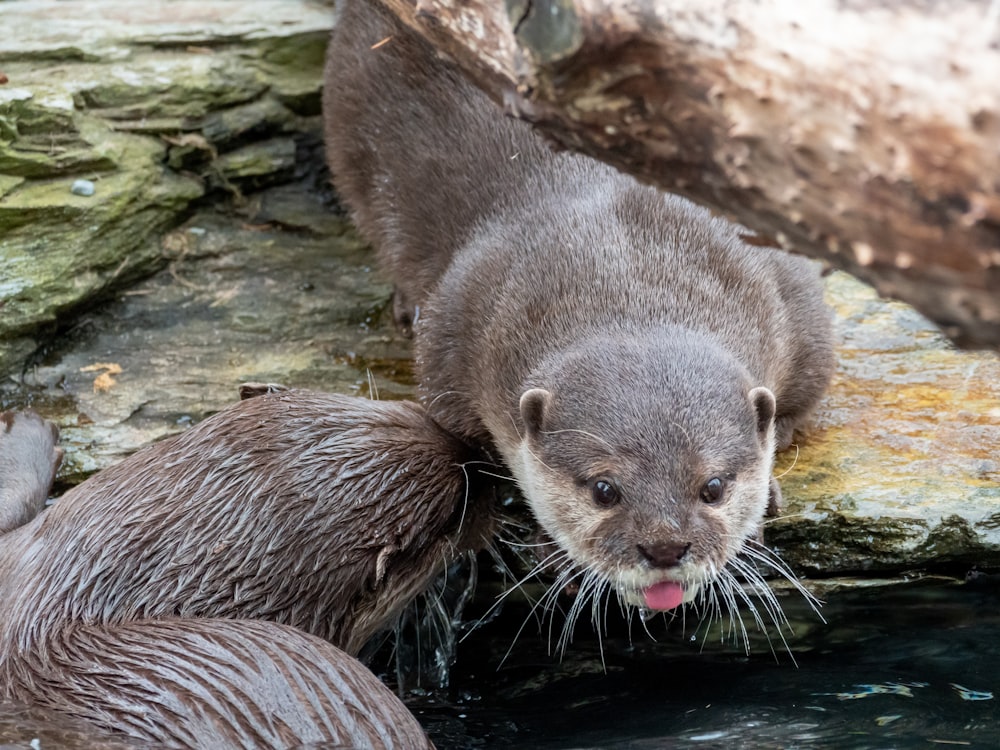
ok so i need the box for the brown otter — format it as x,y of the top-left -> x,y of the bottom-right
323,2 -> 834,616
0,391 -> 493,748
0,410 -> 61,534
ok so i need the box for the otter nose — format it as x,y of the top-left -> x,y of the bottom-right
638,541 -> 690,569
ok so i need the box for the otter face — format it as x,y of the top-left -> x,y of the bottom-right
508,337 -> 777,614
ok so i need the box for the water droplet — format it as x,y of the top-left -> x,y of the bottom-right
638,606 -> 652,622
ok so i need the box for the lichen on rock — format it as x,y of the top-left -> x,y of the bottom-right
0,0 -> 333,377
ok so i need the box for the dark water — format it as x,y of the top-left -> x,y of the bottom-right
410,577 -> 1000,750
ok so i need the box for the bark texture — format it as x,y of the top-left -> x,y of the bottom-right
377,0 -> 1000,348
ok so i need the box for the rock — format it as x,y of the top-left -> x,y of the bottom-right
769,272 -> 1000,573
213,137 -> 298,188
0,0 -> 333,377
69,179 -> 95,196
2,181 -> 410,483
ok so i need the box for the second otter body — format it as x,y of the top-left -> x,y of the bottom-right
0,392 -> 491,748
324,2 -> 834,612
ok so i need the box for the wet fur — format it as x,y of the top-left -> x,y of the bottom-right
0,392 -> 492,748
0,411 -> 61,534
324,2 -> 834,615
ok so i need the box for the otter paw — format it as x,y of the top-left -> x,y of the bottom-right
391,288 -> 417,338
0,410 -> 63,533
766,476 -> 783,518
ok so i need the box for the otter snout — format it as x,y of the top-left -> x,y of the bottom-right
637,541 -> 691,569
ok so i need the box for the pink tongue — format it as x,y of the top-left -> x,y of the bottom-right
643,581 -> 685,611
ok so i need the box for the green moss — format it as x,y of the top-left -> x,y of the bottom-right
215,138 -> 296,180
255,32 -> 326,115
257,31 -> 328,71
75,57 -> 269,120
0,175 -> 24,197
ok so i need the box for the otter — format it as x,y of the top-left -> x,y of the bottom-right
0,390 -> 493,748
0,410 -> 61,534
323,1 -> 834,615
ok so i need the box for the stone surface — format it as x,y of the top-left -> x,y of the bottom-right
3,183 -> 412,483
770,273 -> 1000,574
0,0 -> 334,376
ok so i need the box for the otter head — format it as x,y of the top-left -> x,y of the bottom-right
509,330 -> 776,613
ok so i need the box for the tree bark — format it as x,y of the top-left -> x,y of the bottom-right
376,0 -> 1000,349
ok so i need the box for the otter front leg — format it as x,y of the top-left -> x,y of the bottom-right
767,476 -> 783,517
755,477 -> 783,546
391,286 -> 419,338
0,411 -> 62,534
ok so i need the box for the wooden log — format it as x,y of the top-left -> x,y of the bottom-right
375,0 -> 1000,349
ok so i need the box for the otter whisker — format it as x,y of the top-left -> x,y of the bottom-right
464,545 -> 569,643
591,577 -> 614,672
553,567 -> 591,655
668,420 -> 695,450
494,513 -> 535,537
484,542 -> 517,583
759,511 -> 814,526
713,569 -> 758,656
557,576 -> 585,655
567,569 -> 606,661
521,441 -> 556,473
720,565 -> 796,664
706,570 -> 749,653
544,565 -> 588,658
701,573 -> 729,647
454,461 -> 473,539
741,541 -> 824,620
774,443 -> 800,479
365,369 -> 380,401
472,469 -> 516,482
426,389 -> 465,413
727,557 -> 791,637
722,562 -> 775,632
501,539 -> 563,550
497,557 -> 579,667
539,428 -> 613,450
711,567 -> 745,649
702,565 -> 733,645
455,457 -> 511,478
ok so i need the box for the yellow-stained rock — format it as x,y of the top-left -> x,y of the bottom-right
769,272 -> 1000,572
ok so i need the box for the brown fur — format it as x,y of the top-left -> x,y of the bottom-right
0,392 -> 493,748
0,410 -> 61,534
324,1 -> 834,610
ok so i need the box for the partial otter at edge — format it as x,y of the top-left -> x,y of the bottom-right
0,411 -> 61,534
324,1 -> 835,617
0,392 -> 492,748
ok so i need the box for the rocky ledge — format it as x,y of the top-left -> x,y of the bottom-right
1,0 -> 998,599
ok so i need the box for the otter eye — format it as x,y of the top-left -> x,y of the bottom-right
700,477 -> 725,504
591,479 -> 619,508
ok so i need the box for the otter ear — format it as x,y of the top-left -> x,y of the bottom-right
748,386 -> 776,438
519,388 -> 552,438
